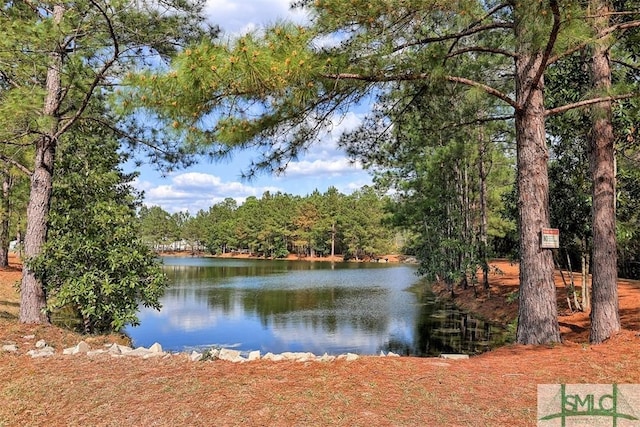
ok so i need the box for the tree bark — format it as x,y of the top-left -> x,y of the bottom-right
514,15 -> 561,344
19,4 -> 64,324
331,222 -> 336,258
583,253 -> 591,310
589,0 -> 620,343
478,128 -> 490,290
0,168 -> 11,268
20,143 -> 57,324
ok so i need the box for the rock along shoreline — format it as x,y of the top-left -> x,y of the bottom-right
2,336 -> 421,363
3,334 -> 471,362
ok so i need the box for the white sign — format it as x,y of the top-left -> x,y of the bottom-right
540,228 -> 560,249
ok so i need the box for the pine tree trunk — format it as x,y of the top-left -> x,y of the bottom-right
20,138 -> 56,324
19,4 -> 64,324
0,168 -> 11,268
589,0 -> 620,343
478,130 -> 490,290
582,253 -> 591,310
331,222 -> 335,257
513,24 -> 561,344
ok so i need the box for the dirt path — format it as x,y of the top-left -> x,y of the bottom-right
1,255 -> 639,426
433,259 -> 640,342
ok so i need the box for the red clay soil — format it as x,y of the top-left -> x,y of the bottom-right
1,255 -> 639,426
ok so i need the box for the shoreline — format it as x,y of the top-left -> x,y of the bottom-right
157,251 -> 408,264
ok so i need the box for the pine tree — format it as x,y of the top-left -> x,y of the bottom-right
0,0 -> 210,323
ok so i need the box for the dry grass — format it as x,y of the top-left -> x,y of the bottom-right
1,255 -> 639,426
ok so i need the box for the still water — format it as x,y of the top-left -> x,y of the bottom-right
125,257 -> 509,356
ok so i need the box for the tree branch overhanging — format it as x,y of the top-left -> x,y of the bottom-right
443,3 -> 513,66
55,0 -> 120,138
81,116 -> 176,156
321,72 -> 517,109
447,46 -> 516,60
0,152 -> 32,176
612,59 -> 640,72
545,93 -> 637,116
392,22 -> 513,54
549,19 -> 640,66
524,0 -> 561,109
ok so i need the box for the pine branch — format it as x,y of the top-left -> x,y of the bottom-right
56,0 -> 120,138
549,19 -> 640,65
0,152 -> 32,176
443,3 -> 513,65
80,117 -> 174,157
0,70 -> 20,89
321,72 -> 516,109
545,93 -> 637,116
444,76 -> 516,108
524,0 -> 561,110
446,46 -> 516,60
612,59 -> 640,72
393,22 -> 513,54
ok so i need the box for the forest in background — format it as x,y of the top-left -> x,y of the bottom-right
138,187 -> 400,261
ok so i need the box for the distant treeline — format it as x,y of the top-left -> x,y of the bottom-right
138,186 -> 402,260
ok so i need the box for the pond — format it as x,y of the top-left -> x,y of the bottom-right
125,257 -> 510,356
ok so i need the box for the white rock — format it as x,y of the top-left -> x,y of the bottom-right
35,339 -> 47,349
440,354 -> 469,360
263,352 -> 284,362
23,335 -> 35,340
190,351 -> 203,362
122,347 -> 151,357
2,344 -> 18,353
116,344 -> 132,354
218,348 -> 241,362
149,342 -> 163,353
143,352 -> 164,359
280,352 -> 314,361
294,352 -> 316,362
27,346 -> 55,358
387,351 -> 400,357
106,343 -> 121,355
77,341 -> 91,353
319,353 -> 336,362
248,350 -> 261,361
345,353 -> 359,362
64,341 -> 91,355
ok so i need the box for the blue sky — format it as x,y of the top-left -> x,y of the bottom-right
130,0 -> 373,214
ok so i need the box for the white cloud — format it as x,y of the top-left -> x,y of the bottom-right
285,158 -> 361,177
205,0 -> 309,35
133,108 -> 373,212
136,172 -> 282,213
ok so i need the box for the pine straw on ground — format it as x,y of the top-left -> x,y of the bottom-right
1,255 -> 639,426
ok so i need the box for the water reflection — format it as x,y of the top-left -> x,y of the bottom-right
126,257 -> 508,356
